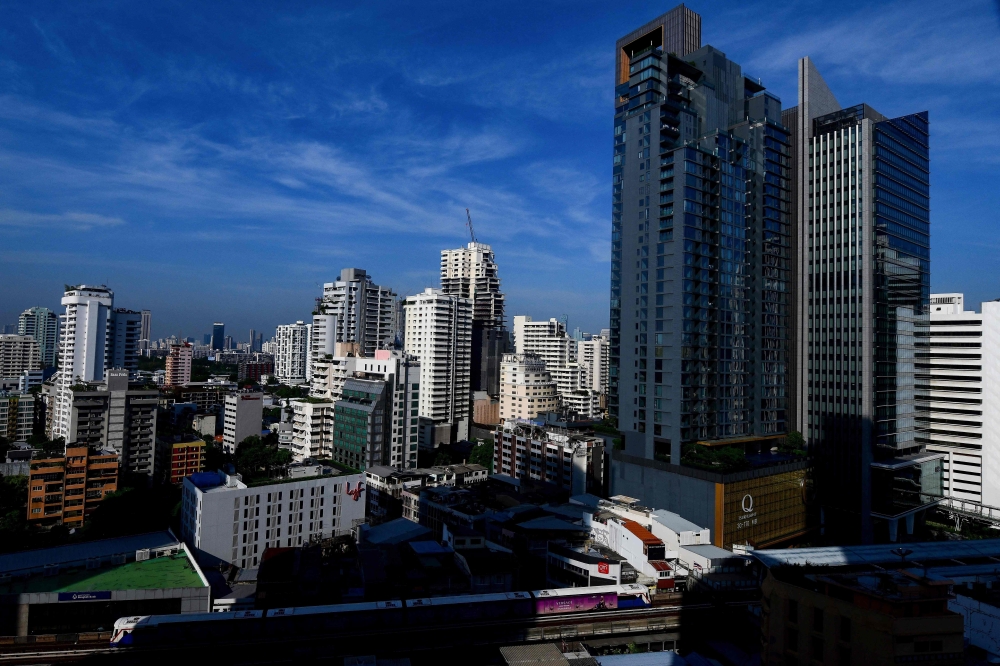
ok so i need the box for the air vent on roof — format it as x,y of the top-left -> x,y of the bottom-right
135,549 -> 150,562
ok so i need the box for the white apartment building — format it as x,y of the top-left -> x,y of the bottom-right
18,307 -> 58,368
918,294 -> 1000,506
319,268 -> 398,357
404,288 -> 472,446
0,335 -> 41,380
53,285 -> 115,440
513,316 -> 600,418
289,399 -> 335,460
223,392 -> 264,454
310,313 -> 337,383
274,321 -> 311,386
499,353 -> 558,421
493,419 -> 605,494
180,469 -> 366,568
513,316 -> 576,369
576,335 -> 610,395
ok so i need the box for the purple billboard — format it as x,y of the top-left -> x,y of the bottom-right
535,591 -> 618,615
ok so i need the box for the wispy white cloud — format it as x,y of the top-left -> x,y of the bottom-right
0,208 -> 125,229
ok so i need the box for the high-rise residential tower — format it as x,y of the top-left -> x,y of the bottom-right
316,268 -> 398,357
609,4 -> 791,462
18,307 -> 59,368
165,342 -> 193,386
0,335 -> 41,379
441,242 -> 506,396
51,285 -> 146,441
789,57 -> 933,542
274,321 -> 311,385
404,288 -> 472,446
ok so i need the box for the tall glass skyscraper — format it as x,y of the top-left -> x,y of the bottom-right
212,322 -> 225,351
790,57 -> 935,543
610,5 -> 791,464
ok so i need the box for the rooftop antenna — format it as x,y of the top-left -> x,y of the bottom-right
465,208 -> 478,244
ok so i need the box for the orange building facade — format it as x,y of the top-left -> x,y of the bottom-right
165,439 -> 206,484
27,445 -> 119,527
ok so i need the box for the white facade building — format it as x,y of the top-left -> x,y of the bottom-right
17,307 -> 58,368
404,288 -> 472,446
274,321 -> 311,386
223,391 -> 264,454
576,335 -> 610,395
318,268 -> 398,357
180,469 -> 367,568
52,285 -> 115,440
513,316 -> 600,418
919,294 -> 1000,506
499,353 -> 558,421
440,242 -> 505,328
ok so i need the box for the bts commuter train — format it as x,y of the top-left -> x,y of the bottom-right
111,584 -> 651,647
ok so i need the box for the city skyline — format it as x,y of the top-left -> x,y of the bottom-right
1,0 -> 998,338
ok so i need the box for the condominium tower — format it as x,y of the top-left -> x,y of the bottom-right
609,5 -> 791,464
441,242 -> 506,396
275,321 -> 311,385
404,288 -> 472,446
18,307 -> 59,368
789,57 -> 932,542
316,268 -> 398,357
52,285 -> 144,441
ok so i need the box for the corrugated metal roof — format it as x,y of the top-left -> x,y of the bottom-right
623,519 -> 663,546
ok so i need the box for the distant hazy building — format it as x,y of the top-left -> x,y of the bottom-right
916,294 -> 1000,507
140,309 -> 152,342
317,268 -> 398,357
165,342 -> 193,386
404,288 -> 472,446
499,353 -> 558,421
17,307 -> 58,368
223,391 -> 263,454
0,335 -> 41,380
441,242 -> 506,396
274,321 -> 311,385
211,323 -> 225,351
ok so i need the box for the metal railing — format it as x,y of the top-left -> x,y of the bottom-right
939,496 -> 1000,529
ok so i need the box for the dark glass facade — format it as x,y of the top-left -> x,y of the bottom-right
611,24 -> 790,464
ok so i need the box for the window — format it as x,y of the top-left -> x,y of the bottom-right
787,599 -> 798,623
838,647 -> 850,666
811,637 -> 824,661
840,616 -> 851,642
813,608 -> 824,632
786,627 -> 798,651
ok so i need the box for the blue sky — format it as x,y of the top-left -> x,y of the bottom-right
1,0 -> 998,341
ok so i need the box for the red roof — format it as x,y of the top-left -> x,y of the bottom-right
622,520 -> 663,546
649,560 -> 673,571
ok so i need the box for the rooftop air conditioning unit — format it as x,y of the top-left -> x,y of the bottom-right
86,558 -> 101,570
136,549 -> 150,562
112,553 -> 127,565
43,564 -> 60,577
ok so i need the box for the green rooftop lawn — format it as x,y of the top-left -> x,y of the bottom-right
0,553 -> 205,594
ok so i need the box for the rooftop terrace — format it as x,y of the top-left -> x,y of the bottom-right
0,552 -> 205,594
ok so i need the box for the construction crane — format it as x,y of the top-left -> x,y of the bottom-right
465,208 -> 478,244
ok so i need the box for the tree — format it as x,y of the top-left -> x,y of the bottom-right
781,431 -> 806,455
234,435 -> 291,482
469,440 -> 494,472
433,449 -> 453,466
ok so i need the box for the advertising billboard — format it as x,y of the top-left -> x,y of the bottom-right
535,591 -> 617,615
